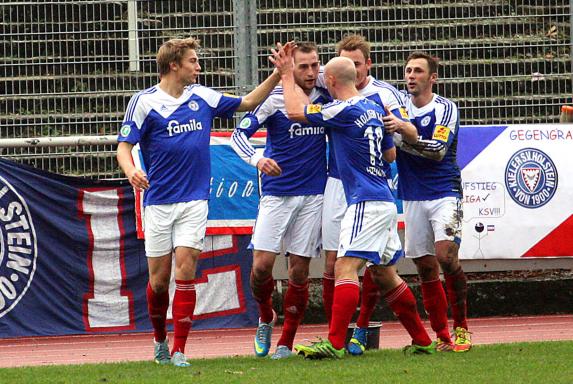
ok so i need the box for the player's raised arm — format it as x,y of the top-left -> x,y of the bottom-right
237,42 -> 295,112
271,43 -> 310,123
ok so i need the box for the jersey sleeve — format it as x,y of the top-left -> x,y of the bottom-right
378,87 -> 410,122
118,92 -> 146,144
304,101 -> 350,130
230,96 -> 274,166
194,86 -> 243,119
432,98 -> 459,147
399,99 -> 459,161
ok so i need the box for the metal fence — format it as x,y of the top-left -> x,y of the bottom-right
1,0 -> 571,179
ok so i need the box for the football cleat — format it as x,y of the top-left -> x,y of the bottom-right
436,337 -> 454,352
403,341 -> 437,355
270,345 -> 294,360
453,327 -> 472,352
347,327 -> 368,356
295,339 -> 345,359
153,338 -> 171,365
171,351 -> 190,367
254,310 -> 277,357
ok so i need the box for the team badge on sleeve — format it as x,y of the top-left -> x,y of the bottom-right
239,118 -> 251,128
432,125 -> 450,141
307,104 -> 322,114
120,125 -> 131,137
399,107 -> 409,119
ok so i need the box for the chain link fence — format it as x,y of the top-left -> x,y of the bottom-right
1,0 -> 571,178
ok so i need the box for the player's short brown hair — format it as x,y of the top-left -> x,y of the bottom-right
406,52 -> 439,74
294,41 -> 318,54
336,34 -> 370,61
156,37 -> 200,76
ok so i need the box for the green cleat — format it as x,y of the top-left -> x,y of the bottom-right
153,338 -> 171,365
295,339 -> 345,359
403,341 -> 437,355
171,351 -> 191,367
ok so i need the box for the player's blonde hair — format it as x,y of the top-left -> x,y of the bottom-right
156,37 -> 200,76
336,34 -> 370,61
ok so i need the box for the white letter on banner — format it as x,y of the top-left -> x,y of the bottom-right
80,189 -> 134,330
193,266 -> 242,317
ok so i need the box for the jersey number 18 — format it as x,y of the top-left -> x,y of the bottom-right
364,126 -> 384,166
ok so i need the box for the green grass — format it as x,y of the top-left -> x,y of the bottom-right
2,341 -> 573,384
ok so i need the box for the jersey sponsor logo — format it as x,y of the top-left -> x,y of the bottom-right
306,104 -> 322,114
166,119 -> 203,136
505,147 -> 558,209
239,118 -> 251,129
421,116 -> 431,127
432,125 -> 450,141
120,124 -> 131,137
399,107 -> 409,119
0,178 -> 38,318
288,123 -> 325,138
188,101 -> 199,111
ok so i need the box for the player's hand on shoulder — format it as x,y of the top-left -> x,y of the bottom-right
257,157 -> 282,177
128,169 -> 149,190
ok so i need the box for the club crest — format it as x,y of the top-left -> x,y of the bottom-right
0,176 -> 38,318
505,148 -> 557,208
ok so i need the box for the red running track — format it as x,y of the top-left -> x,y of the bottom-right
0,314 -> 571,368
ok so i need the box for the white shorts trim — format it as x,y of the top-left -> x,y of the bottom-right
338,201 -> 403,266
322,177 -> 347,251
144,200 -> 208,257
250,194 -> 323,258
403,196 -> 463,258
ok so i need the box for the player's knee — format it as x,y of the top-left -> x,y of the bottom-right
414,256 -> 440,281
288,268 -> 309,285
149,279 -> 170,294
252,262 -> 273,280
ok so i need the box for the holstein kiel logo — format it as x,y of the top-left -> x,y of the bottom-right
0,176 -> 37,318
505,148 -> 558,208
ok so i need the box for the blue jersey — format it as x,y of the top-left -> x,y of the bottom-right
397,93 -> 462,201
305,96 -> 394,205
118,84 -> 242,206
231,87 -> 330,196
323,76 -> 407,181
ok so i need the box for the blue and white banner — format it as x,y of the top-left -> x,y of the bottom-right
0,158 -> 258,338
455,124 -> 573,259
